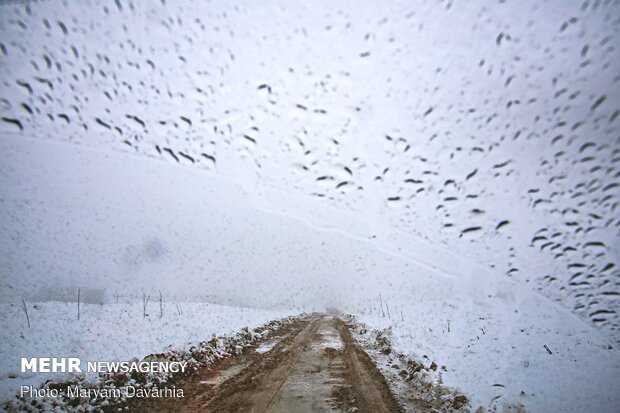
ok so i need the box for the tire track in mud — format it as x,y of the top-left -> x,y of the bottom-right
335,318 -> 410,413
198,318 -> 322,412
128,317 -> 311,413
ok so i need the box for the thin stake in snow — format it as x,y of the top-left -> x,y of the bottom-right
21,298 -> 30,328
544,344 -> 553,355
379,294 -> 385,317
77,288 -> 80,321
159,290 -> 163,318
142,292 -> 150,318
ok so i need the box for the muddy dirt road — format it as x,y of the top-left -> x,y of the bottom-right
134,315 -> 421,413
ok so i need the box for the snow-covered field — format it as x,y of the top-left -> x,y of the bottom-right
0,301 -> 293,401
355,291 -> 620,412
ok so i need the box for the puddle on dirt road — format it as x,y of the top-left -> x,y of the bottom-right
316,318 -> 344,351
200,362 -> 249,385
200,334 -> 290,385
256,337 -> 280,354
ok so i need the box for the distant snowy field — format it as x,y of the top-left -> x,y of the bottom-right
0,301 -> 292,400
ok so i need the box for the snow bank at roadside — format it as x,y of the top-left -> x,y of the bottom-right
345,315 -> 470,412
0,301 -> 294,402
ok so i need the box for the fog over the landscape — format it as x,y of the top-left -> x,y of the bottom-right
0,1 -> 619,410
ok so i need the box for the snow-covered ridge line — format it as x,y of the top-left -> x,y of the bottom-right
1,312 -> 312,412
1,131 -> 472,282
